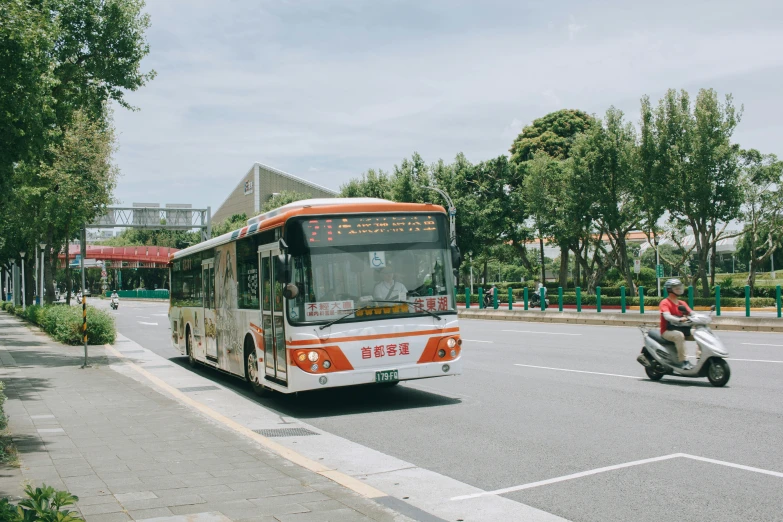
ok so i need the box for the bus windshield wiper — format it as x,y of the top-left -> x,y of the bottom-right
319,304 -> 375,330
371,300 -> 443,321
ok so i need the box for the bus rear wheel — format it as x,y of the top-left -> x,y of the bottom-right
186,327 -> 196,368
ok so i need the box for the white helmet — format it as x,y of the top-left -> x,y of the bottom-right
664,278 -> 685,296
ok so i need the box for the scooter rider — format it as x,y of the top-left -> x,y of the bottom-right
660,278 -> 694,370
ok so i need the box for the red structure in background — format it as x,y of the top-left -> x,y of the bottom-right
58,245 -> 178,268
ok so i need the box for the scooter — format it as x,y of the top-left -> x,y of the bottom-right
530,292 -> 549,309
110,297 -> 119,310
636,306 -> 731,387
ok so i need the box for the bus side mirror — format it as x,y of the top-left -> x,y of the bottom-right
275,254 -> 291,284
450,245 -> 462,269
282,283 -> 299,300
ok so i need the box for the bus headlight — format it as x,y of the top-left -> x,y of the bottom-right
446,338 -> 457,348
308,351 -> 319,362
323,360 -> 331,369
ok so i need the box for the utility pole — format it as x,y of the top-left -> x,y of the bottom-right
81,227 -> 88,368
40,243 -> 46,304
20,251 -> 26,311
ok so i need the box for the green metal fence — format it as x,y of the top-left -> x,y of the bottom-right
106,290 -> 169,299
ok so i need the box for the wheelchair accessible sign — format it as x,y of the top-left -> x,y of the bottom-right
370,251 -> 386,268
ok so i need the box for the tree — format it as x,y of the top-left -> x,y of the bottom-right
664,89 -> 744,297
737,150 -> 783,294
41,109 -> 119,303
570,107 -> 643,294
262,191 -> 314,212
0,0 -> 56,197
509,109 -> 596,163
524,153 -> 565,286
0,0 -> 155,302
510,109 -> 597,288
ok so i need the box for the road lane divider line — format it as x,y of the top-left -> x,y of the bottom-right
462,339 -> 493,343
137,321 -> 158,326
502,330 -> 582,336
513,363 -> 640,379
451,454 -> 684,500
104,343 -> 386,500
451,453 -> 783,501
742,343 -> 783,347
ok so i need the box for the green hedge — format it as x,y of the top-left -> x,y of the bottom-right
105,289 -> 169,299
3,303 -> 115,345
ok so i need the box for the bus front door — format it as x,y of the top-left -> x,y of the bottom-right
202,260 -> 217,362
259,248 -> 287,385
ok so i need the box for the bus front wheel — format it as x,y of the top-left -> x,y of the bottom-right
245,338 -> 268,397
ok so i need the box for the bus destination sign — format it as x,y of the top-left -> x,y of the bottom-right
304,215 -> 439,246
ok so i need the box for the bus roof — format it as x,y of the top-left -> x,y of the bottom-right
171,198 -> 447,261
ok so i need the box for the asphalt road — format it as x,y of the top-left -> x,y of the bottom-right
92,298 -> 783,522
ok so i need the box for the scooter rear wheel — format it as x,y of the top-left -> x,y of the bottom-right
645,367 -> 664,381
707,359 -> 731,387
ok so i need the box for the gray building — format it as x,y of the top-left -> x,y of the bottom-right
212,163 -> 338,225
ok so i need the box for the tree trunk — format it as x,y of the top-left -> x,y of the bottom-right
44,226 -> 54,304
616,236 -> 636,297
539,236 -> 546,286
482,259 -> 488,285
1,266 -> 6,301
573,245 -> 581,288
559,244 -> 569,289
24,257 -> 34,306
709,243 -> 717,288
748,258 -> 757,297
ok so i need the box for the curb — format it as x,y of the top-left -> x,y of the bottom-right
458,309 -> 783,332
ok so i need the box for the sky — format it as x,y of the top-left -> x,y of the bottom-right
111,0 -> 783,213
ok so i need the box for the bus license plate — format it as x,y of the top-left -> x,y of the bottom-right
376,369 -> 399,383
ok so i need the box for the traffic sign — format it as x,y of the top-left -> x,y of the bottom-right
633,259 -> 641,274
656,264 -> 664,278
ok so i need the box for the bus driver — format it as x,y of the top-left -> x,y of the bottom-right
373,267 -> 407,301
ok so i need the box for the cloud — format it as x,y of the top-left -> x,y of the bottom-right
109,0 -> 783,210
568,15 -> 586,40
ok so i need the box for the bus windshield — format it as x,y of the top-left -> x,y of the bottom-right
286,213 -> 456,325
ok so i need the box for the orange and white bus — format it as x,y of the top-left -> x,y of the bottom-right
169,198 -> 462,394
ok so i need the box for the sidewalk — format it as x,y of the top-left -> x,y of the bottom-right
0,312 -> 414,522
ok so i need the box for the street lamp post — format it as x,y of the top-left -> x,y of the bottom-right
420,186 -> 456,246
20,251 -> 26,311
40,243 -> 46,304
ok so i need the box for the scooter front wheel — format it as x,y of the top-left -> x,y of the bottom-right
645,366 -> 664,381
707,359 -> 731,387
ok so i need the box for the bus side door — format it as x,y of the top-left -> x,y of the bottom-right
259,247 -> 287,385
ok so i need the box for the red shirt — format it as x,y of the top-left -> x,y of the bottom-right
660,298 -> 692,333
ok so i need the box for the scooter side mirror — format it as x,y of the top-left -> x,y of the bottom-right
678,305 -> 688,313
710,305 -> 716,311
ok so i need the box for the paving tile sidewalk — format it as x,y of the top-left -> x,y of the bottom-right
0,312 -> 413,522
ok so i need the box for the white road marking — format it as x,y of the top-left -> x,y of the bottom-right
137,321 -> 158,326
152,313 -> 169,317
452,454 -> 682,500
462,339 -> 493,343
502,330 -> 581,336
729,358 -> 783,364
136,316 -> 150,318
686,356 -> 783,364
451,453 -> 783,501
514,363 -> 640,379
680,453 -> 783,479
742,343 -> 783,347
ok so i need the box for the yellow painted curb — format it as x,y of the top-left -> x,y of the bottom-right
105,344 -> 386,499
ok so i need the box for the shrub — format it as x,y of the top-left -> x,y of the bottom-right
36,305 -> 115,345
0,484 -> 83,521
